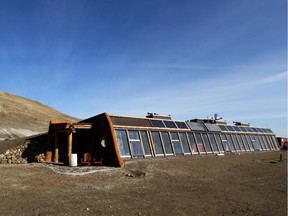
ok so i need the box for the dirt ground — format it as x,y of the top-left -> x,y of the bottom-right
0,151 -> 286,216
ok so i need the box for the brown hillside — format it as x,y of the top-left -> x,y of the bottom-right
0,92 -> 79,140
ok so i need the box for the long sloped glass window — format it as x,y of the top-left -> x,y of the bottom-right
128,130 -> 143,157
151,132 -> 164,156
226,134 -> 236,152
267,136 -> 274,149
261,135 -> 269,150
231,134 -> 242,152
179,133 -> 191,154
209,134 -> 219,153
202,133 -> 212,153
115,130 -> 131,158
251,135 -> 261,151
140,131 -> 152,156
259,135 -> 267,150
266,136 -> 274,150
240,135 -> 250,151
271,136 -> 279,149
267,136 -> 276,150
255,135 -> 265,150
195,133 -> 206,154
264,136 -> 273,150
161,132 -> 173,155
267,136 -> 277,150
170,132 -> 183,155
261,135 -> 270,150
188,133 -> 199,154
221,134 -> 230,152
215,134 -> 224,152
246,135 -> 254,151
236,135 -> 246,151
266,136 -> 273,150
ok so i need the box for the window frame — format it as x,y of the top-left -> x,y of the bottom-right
115,129 -> 132,158
208,133 -> 220,154
139,130 -> 153,157
187,132 -> 200,155
161,131 -> 174,156
150,131 -> 165,157
170,132 -> 184,155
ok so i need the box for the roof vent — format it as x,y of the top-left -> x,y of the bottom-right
233,121 -> 250,126
146,112 -> 172,120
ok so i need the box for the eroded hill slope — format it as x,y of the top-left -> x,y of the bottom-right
0,92 -> 79,140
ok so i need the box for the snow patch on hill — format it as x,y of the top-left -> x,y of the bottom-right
0,128 -> 44,141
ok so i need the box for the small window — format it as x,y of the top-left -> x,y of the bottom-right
101,137 -> 106,148
115,130 -> 131,158
171,132 -> 183,155
161,132 -> 173,155
151,132 -> 164,156
188,133 -> 199,154
179,133 -> 191,154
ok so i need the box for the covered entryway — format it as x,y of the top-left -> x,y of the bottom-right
45,121 -> 93,164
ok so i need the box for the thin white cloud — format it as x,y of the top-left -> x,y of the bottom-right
134,63 -> 237,70
103,71 -> 287,122
235,71 -> 287,88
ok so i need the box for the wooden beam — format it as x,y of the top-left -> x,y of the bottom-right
54,133 -> 59,162
68,131 -> 73,156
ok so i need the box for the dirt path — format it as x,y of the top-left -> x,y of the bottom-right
0,151 -> 286,216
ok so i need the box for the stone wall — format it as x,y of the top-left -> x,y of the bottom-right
0,136 -> 46,164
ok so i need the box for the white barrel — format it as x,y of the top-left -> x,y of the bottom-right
69,154 -> 78,167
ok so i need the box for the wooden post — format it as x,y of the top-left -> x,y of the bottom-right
54,133 -> 59,162
45,132 -> 53,162
68,131 -> 73,157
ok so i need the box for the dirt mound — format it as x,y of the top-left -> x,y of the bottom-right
0,91 -> 79,141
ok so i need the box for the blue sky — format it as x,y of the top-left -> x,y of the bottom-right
0,0 -> 287,136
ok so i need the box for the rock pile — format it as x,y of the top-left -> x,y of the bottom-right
0,143 -> 28,164
0,140 -> 45,164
